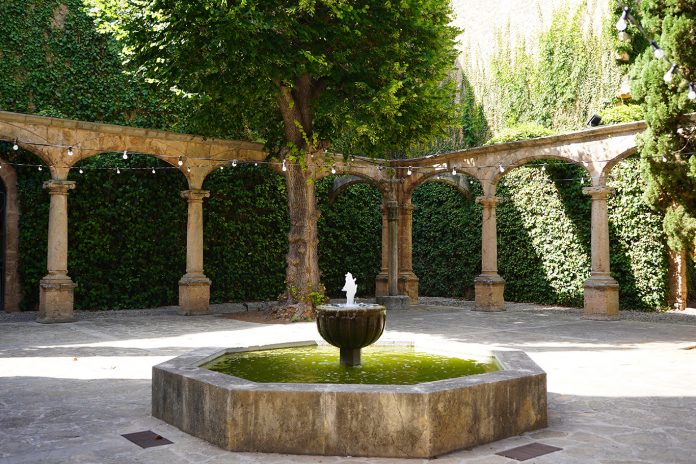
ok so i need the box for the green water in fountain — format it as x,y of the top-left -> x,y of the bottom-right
203,346 -> 498,385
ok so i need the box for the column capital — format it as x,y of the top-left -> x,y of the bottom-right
43,180 -> 76,195
582,186 -> 615,199
475,196 -> 502,207
180,189 -> 210,202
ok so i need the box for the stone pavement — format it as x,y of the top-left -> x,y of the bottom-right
1,301 -> 695,464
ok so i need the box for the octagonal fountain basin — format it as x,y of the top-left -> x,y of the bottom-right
152,341 -> 547,459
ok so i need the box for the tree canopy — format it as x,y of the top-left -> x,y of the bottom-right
87,0 -> 460,156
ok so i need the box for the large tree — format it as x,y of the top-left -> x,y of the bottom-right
614,0 -> 696,308
89,0 -> 459,308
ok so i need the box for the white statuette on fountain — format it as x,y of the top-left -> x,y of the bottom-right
342,272 -> 357,306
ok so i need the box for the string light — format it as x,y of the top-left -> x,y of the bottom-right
254,162 -> 258,166
67,146 -> 74,157
499,164 -> 505,173
407,166 -> 413,176
331,165 -> 336,174
688,82 -> 696,100
177,156 -> 183,167
219,165 -> 224,170
38,166 -> 42,171
583,160 -> 589,167
232,159 -> 237,167
451,166 -> 457,175
186,166 -> 191,173
664,64 -> 677,83
12,140 -> 18,151
662,154 -> 667,162
79,168 -> 83,174
651,41 -> 665,59
152,168 -> 156,174
282,159 -> 287,172
122,150 -> 128,160
116,167 -> 121,174
615,6 -> 628,31
541,164 -> 546,172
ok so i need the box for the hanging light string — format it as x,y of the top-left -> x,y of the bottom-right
1,137 -> 694,179
616,4 -> 695,101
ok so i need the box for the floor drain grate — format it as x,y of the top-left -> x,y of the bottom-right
495,442 -> 562,461
122,430 -> 173,448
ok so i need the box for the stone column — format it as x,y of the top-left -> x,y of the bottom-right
398,199 -> 419,302
38,180 -> 77,323
178,189 -> 212,316
387,201 -> 399,296
474,196 -> 505,311
375,203 -> 389,297
376,200 -> 410,310
583,187 -> 619,320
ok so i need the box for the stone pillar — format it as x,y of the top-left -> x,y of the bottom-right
387,201 -> 399,296
583,187 -> 619,320
178,189 -> 212,316
474,196 -> 505,311
38,180 -> 77,323
376,200 -> 410,310
398,199 -> 419,302
375,203 -> 389,297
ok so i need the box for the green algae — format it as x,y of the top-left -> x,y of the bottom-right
203,346 -> 498,385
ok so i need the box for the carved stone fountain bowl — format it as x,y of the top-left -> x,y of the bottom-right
316,303 -> 386,350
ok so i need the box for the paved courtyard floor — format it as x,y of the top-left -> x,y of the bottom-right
1,300 -> 695,464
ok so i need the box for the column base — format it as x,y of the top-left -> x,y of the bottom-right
178,274 -> 211,316
583,276 -> 619,320
376,295 -> 410,310
474,274 -> 505,312
38,277 -> 77,323
375,272 -> 420,303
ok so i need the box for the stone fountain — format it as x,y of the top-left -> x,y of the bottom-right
152,272 -> 548,458
315,272 -> 386,366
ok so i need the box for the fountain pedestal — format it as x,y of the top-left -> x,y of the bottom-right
316,304 -> 386,367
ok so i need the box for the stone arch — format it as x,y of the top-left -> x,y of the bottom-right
601,146 -> 639,181
490,154 -> 591,187
0,158 -> 21,312
403,165 -> 479,198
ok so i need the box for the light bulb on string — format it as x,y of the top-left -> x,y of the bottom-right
662,154 -> 668,162
219,165 -> 224,170
79,168 -> 84,174
122,150 -> 128,160
67,146 -> 74,157
152,168 -> 156,174
187,166 -> 191,173
498,164 -> 505,173
688,82 -> 696,100
38,166 -> 42,171
331,165 -> 336,174
12,140 -> 18,151
282,160 -> 287,172
580,177 -> 585,185
451,167 -> 457,176
407,166 -> 413,176
254,162 -> 258,166
664,64 -> 677,83
232,159 -> 237,167
616,6 -> 628,31
541,164 -> 546,172
582,160 -> 589,167
116,167 -> 121,174
177,156 -> 183,167
651,41 -> 664,59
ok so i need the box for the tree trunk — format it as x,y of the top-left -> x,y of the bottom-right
275,75 -> 325,308
284,160 -> 321,300
667,246 -> 687,311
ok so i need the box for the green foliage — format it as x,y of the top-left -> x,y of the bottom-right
317,180 -> 382,297
599,103 -> 644,124
88,0 -> 461,155
0,0 -> 183,128
413,181 -> 482,297
619,0 -> 696,254
486,123 -> 555,145
203,166 -> 289,303
467,2 -> 622,134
